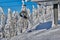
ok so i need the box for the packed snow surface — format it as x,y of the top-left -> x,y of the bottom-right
10,27 -> 60,40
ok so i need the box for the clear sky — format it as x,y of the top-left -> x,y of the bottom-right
0,0 -> 37,15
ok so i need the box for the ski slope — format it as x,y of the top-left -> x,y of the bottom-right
9,20 -> 60,40
10,27 -> 60,40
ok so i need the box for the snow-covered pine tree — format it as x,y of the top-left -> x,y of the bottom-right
12,11 -> 20,36
1,13 -> 6,38
32,5 -> 37,26
0,7 -> 5,38
37,4 -> 41,23
4,8 -> 14,39
24,8 -> 33,32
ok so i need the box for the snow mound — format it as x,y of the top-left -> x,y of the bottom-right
31,28 -> 60,40
10,27 -> 60,40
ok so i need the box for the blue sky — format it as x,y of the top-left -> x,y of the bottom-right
0,0 -> 37,15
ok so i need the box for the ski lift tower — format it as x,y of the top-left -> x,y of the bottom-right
30,0 -> 59,28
